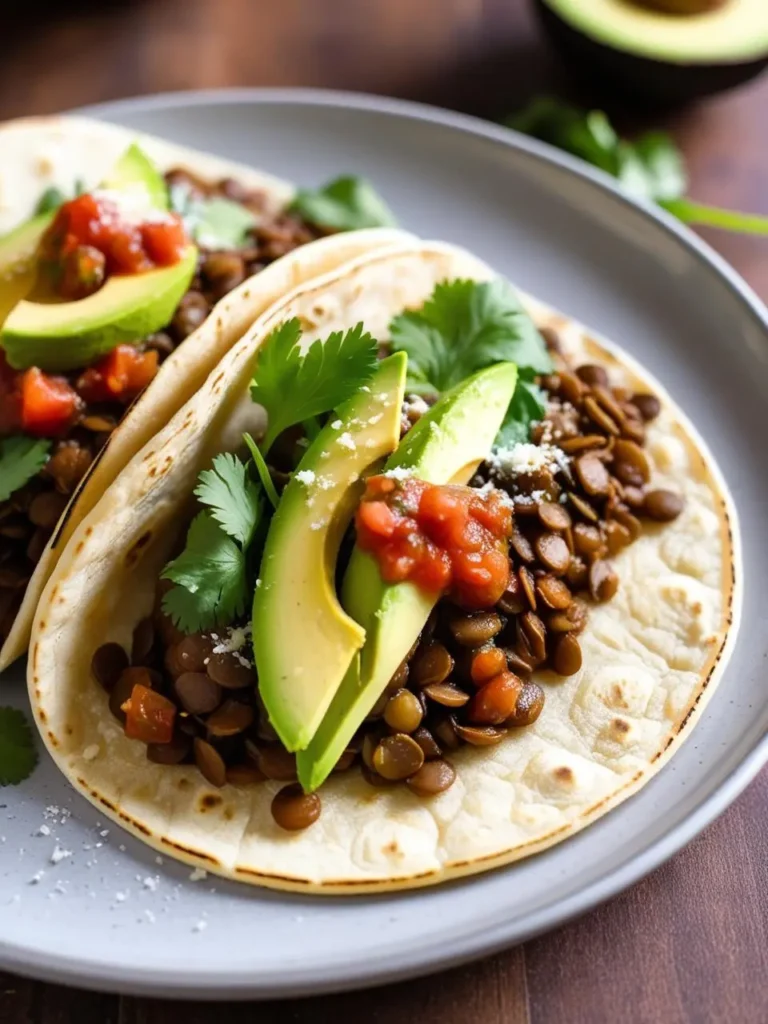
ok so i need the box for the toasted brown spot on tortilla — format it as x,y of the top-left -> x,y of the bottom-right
223,808 -> 234,821
142,449 -> 156,463
47,731 -> 57,746
159,838 -> 218,863
64,724 -> 73,736
383,840 -> 401,857
125,531 -> 153,567
612,718 -> 630,735
75,540 -> 85,554
554,766 -> 573,784
85,526 -> 93,537
200,794 -> 222,811
178,778 -> 191,791
38,620 -> 46,631
148,466 -> 157,478
610,684 -> 629,709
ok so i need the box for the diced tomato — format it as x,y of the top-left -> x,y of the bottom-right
355,475 -> 513,608
76,345 -> 159,403
357,500 -> 396,539
19,368 -> 81,437
122,683 -> 176,744
39,193 -> 190,298
141,215 -> 188,266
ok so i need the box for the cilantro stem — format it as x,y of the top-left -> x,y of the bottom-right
243,433 -> 280,510
660,198 -> 768,236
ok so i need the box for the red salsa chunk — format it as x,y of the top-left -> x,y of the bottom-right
38,192 -> 189,300
356,475 -> 513,608
122,683 -> 177,745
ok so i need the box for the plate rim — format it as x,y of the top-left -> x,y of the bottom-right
1,86 -> 766,999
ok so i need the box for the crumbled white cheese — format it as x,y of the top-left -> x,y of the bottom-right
143,876 -> 160,892
360,385 -> 371,393
336,432 -> 356,450
189,868 -> 208,882
364,438 -> 376,449
368,413 -> 383,425
295,469 -> 316,486
330,419 -> 342,430
82,744 -> 100,762
36,824 -> 51,837
211,624 -> 251,656
384,466 -> 413,481
50,846 -> 72,865
316,476 -> 334,490
488,442 -> 569,478
310,518 -> 328,531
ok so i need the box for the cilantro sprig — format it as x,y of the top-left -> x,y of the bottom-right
169,185 -> 256,249
0,436 -> 51,503
0,707 -> 38,786
289,176 -> 397,231
507,97 -> 768,236
162,318 -> 378,631
390,279 -> 553,444
251,319 -> 378,454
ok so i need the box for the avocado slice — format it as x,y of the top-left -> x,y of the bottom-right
296,361 -> 518,792
254,352 -> 408,753
2,245 -> 197,371
100,143 -> 169,211
0,143 -> 187,371
536,0 -> 768,105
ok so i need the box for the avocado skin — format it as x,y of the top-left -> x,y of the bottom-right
535,0 -> 768,107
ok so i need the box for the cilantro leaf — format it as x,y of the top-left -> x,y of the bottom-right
0,707 -> 39,786
34,186 -> 67,216
495,377 -> 548,448
507,97 -> 768,237
0,436 -> 51,503
193,197 -> 256,249
390,279 -> 552,394
194,452 -> 264,547
161,513 -> 248,633
290,176 -> 397,230
251,319 -> 379,453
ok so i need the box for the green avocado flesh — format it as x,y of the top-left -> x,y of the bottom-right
541,0 -> 768,63
0,143 -> 186,371
2,245 -> 197,371
254,353 -> 408,753
296,360 -> 518,792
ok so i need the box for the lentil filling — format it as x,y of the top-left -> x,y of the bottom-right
92,327 -> 684,833
0,169 -> 323,643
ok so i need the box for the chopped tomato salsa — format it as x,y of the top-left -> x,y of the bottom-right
76,345 -> 159,404
122,683 -> 177,745
39,192 -> 189,299
0,353 -> 81,437
355,475 -> 513,608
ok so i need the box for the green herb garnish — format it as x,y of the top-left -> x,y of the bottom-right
390,278 -> 552,393
0,436 -> 52,503
162,511 -> 250,634
169,186 -> 256,249
495,379 -> 548,448
194,452 -> 264,547
507,97 -> 768,235
34,186 -> 67,216
251,319 -> 379,454
290,176 -> 397,231
0,707 -> 38,786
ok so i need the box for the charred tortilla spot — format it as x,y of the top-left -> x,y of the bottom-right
223,807 -> 234,821
610,683 -> 628,709
148,466 -> 157,478
125,531 -> 153,567
199,793 -> 222,811
611,718 -> 630,736
47,730 -> 56,746
553,766 -> 573,784
178,778 -> 190,791
142,449 -> 156,463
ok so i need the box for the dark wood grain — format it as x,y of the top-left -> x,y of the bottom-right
0,1 -> 766,1021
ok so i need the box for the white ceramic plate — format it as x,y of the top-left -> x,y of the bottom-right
1,89 -> 766,999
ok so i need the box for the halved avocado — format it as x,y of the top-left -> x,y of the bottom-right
536,0 -> 768,106
253,353 -> 408,753
0,213 -> 52,325
297,361 -> 518,793
2,245 -> 197,371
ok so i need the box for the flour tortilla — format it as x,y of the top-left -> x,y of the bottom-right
0,114 -> 415,670
29,242 -> 740,893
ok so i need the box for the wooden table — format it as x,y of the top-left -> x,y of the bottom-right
1,2 -> 767,1021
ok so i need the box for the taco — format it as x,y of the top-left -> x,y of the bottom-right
0,115 -> 411,669
29,241 -> 739,893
